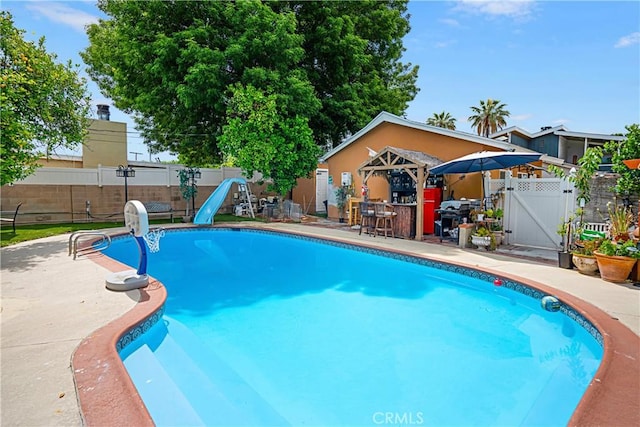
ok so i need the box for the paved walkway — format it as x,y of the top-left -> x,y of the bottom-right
1,223 -> 639,426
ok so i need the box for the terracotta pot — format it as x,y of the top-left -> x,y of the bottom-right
572,253 -> 599,276
492,231 -> 503,246
594,252 -> 637,283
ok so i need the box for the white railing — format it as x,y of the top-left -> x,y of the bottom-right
582,222 -> 609,233
16,165 -> 260,187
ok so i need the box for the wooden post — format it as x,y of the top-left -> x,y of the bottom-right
416,168 -> 425,240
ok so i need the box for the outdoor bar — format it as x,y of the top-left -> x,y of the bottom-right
357,146 -> 444,240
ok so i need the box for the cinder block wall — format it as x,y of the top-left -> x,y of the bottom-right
1,182 -> 270,224
581,174 -> 637,223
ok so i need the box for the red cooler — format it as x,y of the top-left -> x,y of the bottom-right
423,188 -> 442,234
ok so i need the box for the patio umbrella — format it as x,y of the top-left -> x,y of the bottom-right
428,151 -> 542,205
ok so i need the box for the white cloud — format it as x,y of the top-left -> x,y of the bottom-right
552,118 -> 569,125
25,2 -> 98,33
453,0 -> 536,18
511,113 -> 533,121
615,32 -> 640,48
439,18 -> 461,27
435,39 -> 457,48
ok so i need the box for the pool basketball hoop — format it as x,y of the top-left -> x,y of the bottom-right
106,200 -> 156,291
144,227 -> 165,253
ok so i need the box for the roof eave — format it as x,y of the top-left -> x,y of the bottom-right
321,112 -> 531,162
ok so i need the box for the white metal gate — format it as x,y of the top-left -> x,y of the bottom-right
315,168 -> 329,212
487,172 -> 576,250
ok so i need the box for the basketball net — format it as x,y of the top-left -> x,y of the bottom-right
143,228 -> 165,253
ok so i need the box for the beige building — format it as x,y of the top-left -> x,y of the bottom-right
36,105 -> 128,169
82,117 -> 127,168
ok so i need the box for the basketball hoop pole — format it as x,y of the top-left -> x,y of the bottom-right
133,234 -> 148,275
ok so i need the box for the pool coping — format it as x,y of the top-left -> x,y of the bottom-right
72,224 -> 640,426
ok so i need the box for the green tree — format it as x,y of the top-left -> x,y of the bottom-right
81,0 -> 418,163
604,124 -> 640,197
468,99 -> 510,138
219,84 -> 320,197
548,146 -> 603,205
426,111 -> 456,130
0,11 -> 90,186
270,0 -> 418,148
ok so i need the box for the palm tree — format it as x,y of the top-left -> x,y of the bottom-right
468,99 -> 510,137
426,111 -> 457,130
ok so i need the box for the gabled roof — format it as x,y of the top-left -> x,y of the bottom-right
490,125 -> 567,140
320,111 -> 535,162
357,146 -> 443,173
489,125 -> 624,142
555,130 -> 625,141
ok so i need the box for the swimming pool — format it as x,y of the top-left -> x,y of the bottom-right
103,228 -> 603,426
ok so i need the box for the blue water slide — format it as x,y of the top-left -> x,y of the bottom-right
193,177 -> 247,225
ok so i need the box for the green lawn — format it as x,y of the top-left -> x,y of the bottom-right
0,214 -> 261,247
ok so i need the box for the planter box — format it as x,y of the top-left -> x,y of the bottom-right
471,235 -> 492,248
558,251 -> 573,269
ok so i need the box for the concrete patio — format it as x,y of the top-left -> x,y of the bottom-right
1,222 -> 638,426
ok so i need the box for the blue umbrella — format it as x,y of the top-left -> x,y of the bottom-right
429,151 -> 542,205
429,151 -> 542,175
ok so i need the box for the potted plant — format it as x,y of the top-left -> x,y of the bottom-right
335,184 -> 354,223
572,239 -> 601,276
556,216 -> 575,269
486,208 -> 504,246
594,239 -> 640,283
178,168 -> 199,222
471,225 -> 496,250
603,200 -> 634,241
469,209 -> 484,222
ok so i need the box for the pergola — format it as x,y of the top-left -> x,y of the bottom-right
357,146 -> 443,240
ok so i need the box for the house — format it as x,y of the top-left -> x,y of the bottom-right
489,125 -> 624,167
292,111 -> 565,223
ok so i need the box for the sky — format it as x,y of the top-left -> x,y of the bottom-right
6,0 -> 640,162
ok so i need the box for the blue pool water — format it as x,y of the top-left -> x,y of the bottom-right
104,229 -> 603,426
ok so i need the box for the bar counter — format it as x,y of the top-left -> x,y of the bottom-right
391,203 -> 416,239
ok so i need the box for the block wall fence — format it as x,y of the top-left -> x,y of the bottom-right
0,169 -> 631,226
0,166 -> 270,225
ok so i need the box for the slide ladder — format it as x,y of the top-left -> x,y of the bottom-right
68,231 -> 111,260
193,178 -> 254,225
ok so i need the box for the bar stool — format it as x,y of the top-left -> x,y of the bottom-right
374,203 -> 396,238
347,197 -> 362,226
359,201 -> 376,235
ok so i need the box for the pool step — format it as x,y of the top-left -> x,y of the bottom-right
521,356 -> 601,426
127,317 -> 289,426
123,344 -> 205,426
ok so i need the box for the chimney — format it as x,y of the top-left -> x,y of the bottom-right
97,104 -> 110,121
